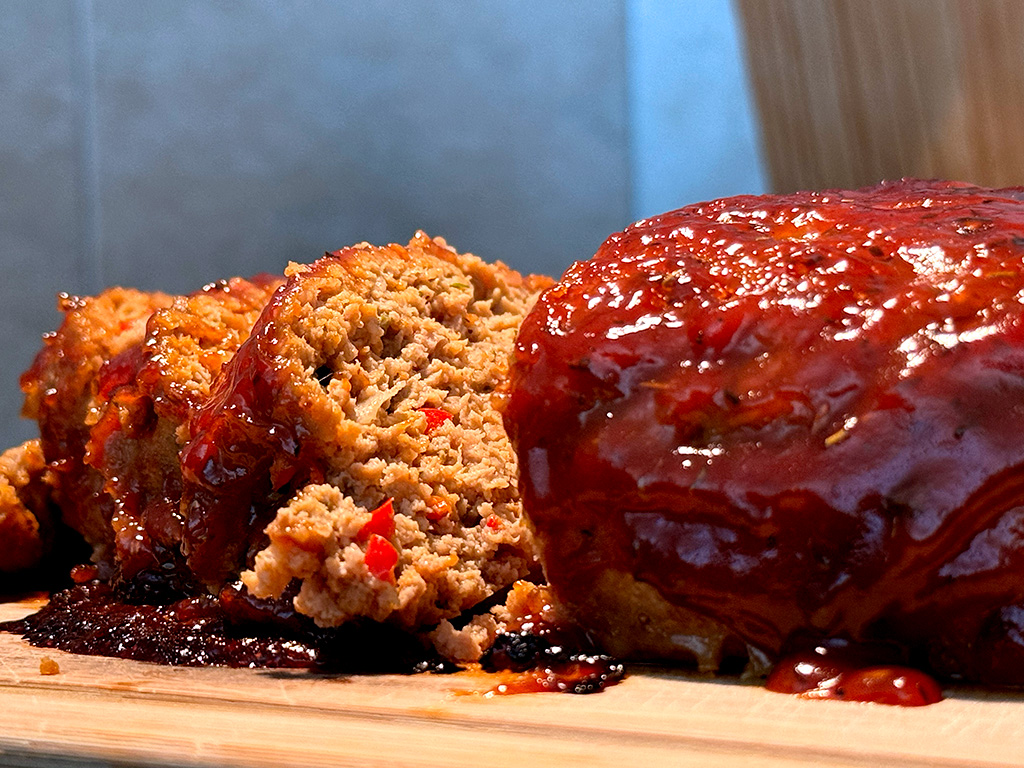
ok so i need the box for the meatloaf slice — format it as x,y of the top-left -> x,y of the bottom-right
85,275 -> 283,592
19,278 -> 283,588
181,232 -> 553,630
20,288 -> 173,567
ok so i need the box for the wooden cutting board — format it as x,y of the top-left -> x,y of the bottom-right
1,596 -> 1023,768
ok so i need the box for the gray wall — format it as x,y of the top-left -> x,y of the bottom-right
0,1 -> 764,448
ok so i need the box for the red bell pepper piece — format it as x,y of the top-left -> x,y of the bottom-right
417,407 -> 453,434
364,534 -> 398,581
358,498 -> 395,539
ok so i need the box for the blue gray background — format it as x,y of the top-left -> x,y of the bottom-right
0,1 -> 765,448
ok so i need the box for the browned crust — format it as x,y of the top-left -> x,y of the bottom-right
20,288 -> 173,564
0,439 -> 53,572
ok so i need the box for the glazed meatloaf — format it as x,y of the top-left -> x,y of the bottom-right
505,179 -> 1024,685
21,287 -> 174,568
0,440 -> 53,573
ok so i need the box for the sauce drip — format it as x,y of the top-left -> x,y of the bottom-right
766,641 -> 943,706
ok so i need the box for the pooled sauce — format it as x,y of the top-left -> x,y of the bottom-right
1,581 -> 620,695
506,180 -> 1024,690
480,631 -> 625,695
0,582 -> 454,673
766,640 -> 943,706
0,583 -> 316,668
1,576 -> 620,694
2,583 -> 945,702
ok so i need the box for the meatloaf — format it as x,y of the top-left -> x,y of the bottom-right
7,232 -> 550,665
20,278 -> 282,592
505,179 -> 1024,684
21,287 -> 173,569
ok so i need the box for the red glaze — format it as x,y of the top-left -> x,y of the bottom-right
178,319 -> 308,586
506,180 -> 1024,686
89,275 -> 281,591
179,261 -> 345,586
766,643 -> 943,706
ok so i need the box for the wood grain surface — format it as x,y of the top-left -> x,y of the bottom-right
0,596 -> 1022,767
737,0 -> 1024,193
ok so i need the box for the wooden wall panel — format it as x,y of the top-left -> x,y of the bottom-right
736,0 -> 1024,192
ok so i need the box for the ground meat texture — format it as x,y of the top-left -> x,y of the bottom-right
180,232 -> 552,632
505,179 -> 1024,684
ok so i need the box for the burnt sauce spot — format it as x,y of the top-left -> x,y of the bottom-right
480,631 -> 625,695
0,582 -> 452,673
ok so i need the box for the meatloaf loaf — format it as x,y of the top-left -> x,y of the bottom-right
505,179 -> 1024,684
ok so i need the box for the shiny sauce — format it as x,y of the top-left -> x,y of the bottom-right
479,585 -> 624,695
766,640 -> 943,706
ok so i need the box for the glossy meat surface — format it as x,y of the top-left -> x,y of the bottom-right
506,179 -> 1024,683
20,288 -> 174,567
87,275 -> 283,592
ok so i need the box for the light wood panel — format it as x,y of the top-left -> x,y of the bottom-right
1,597 -> 1023,767
736,0 -> 1024,192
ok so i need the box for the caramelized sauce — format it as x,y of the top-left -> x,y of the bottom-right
0,582 -> 453,673
480,632 -> 624,695
479,583 -> 625,694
